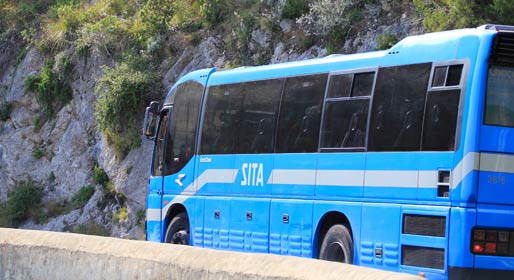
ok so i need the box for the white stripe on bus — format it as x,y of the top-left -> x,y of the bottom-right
267,169 -> 316,185
480,153 -> 514,173
147,152 -> 514,222
147,169 -> 238,222
451,152 -> 479,189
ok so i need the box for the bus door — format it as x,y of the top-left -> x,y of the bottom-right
159,81 -> 205,242
145,105 -> 169,242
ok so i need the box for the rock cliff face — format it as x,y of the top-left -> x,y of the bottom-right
0,1 -> 424,239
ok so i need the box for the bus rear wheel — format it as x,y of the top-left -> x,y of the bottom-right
164,212 -> 190,245
319,224 -> 354,264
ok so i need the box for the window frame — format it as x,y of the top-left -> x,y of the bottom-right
423,60 -> 468,151
319,67 -> 377,152
151,107 -> 171,177
275,73 -> 327,154
199,78 -> 284,155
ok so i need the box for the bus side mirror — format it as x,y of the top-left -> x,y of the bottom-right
143,101 -> 160,140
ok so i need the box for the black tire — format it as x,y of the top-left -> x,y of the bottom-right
164,212 -> 190,245
319,224 -> 354,263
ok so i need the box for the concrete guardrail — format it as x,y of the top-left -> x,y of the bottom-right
0,228 -> 424,280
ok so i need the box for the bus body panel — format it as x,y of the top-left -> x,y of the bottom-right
229,197 -> 270,253
270,199 -> 314,257
364,153 -> 420,200
316,153 -> 365,198
203,196 -> 231,249
447,207 -> 476,269
417,152 -> 454,202
162,159 -> 197,195
147,176 -> 164,242
477,152 -> 514,205
271,154 -> 317,197
359,203 -> 402,271
195,155 -> 238,196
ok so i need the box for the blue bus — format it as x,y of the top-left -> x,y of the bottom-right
143,25 -> 514,279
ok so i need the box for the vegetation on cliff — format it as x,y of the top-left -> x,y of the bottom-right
2,0 -> 513,159
1,0 -> 514,234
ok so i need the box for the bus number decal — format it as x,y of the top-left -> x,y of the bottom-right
241,163 -> 264,187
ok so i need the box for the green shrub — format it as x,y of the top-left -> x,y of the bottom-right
113,206 -> 128,224
94,60 -> 158,159
70,185 -> 95,209
93,165 -> 109,187
0,101 -> 12,121
76,15 -> 133,57
73,221 -> 109,236
0,1 -> 54,33
43,4 -> 83,51
413,0 -> 479,31
377,32 -> 398,50
297,0 -> 356,36
136,208 -> 145,228
138,0 -> 176,33
14,47 -> 29,68
32,146 -> 45,159
200,0 -> 229,25
103,181 -> 126,204
32,115 -> 42,130
42,199 -> 69,218
489,0 -> 514,26
0,180 -> 43,227
24,60 -> 72,119
104,126 -> 141,159
282,0 -> 308,20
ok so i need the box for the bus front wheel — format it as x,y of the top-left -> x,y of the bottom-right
319,224 -> 354,264
164,212 -> 190,245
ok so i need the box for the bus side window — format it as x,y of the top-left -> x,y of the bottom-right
420,63 -> 463,151
422,90 -> 460,151
369,63 -> 431,151
321,71 -> 373,150
237,79 -> 282,154
201,84 -> 243,154
276,74 -> 327,153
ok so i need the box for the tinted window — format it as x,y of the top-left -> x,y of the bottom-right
152,110 -> 169,176
446,65 -> 463,86
327,74 -> 352,98
368,63 -> 431,151
422,90 -> 460,151
327,72 -> 374,98
352,72 -> 375,97
321,99 -> 369,149
164,81 -> 204,175
238,79 -> 283,154
431,64 -> 463,87
276,74 -> 327,153
321,71 -> 374,150
201,83 -> 243,154
201,79 -> 282,154
484,65 -> 514,127
432,66 -> 447,87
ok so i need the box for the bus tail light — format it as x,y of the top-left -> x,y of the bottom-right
471,228 -> 514,256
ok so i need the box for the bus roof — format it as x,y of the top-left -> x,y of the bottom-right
171,26 -> 498,91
